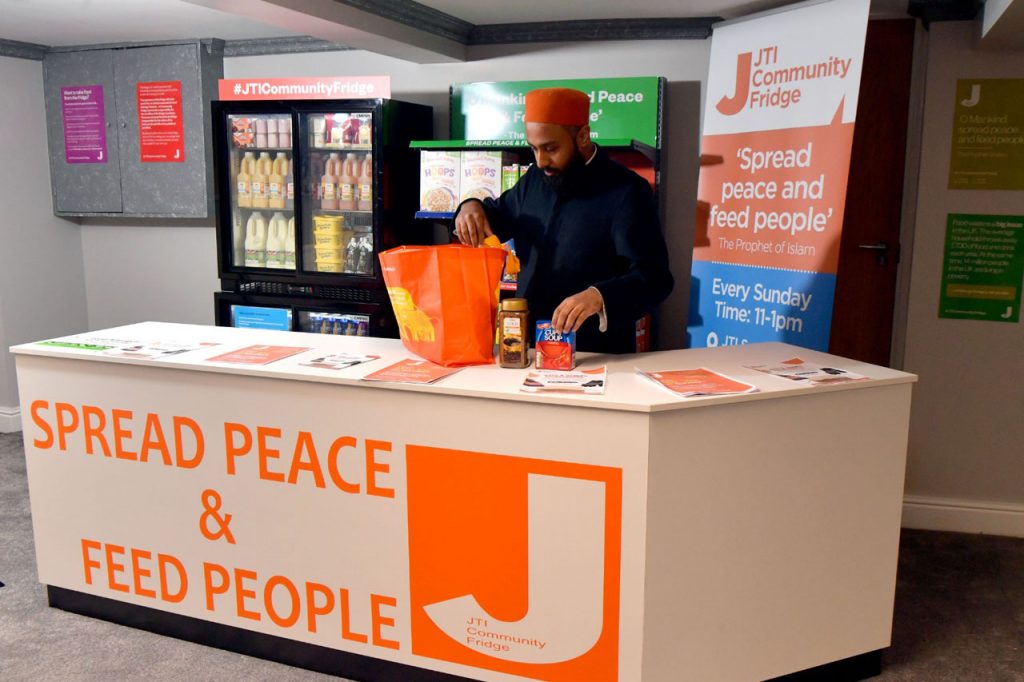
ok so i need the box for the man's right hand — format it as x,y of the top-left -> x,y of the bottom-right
454,200 -> 494,247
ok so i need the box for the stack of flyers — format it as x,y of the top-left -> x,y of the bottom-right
520,367 -> 607,395
103,341 -> 220,360
745,358 -> 867,384
636,367 -> 758,398
299,352 -> 379,371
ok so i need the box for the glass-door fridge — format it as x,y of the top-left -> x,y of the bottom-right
211,99 -> 432,337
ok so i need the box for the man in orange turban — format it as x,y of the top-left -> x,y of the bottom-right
454,87 -> 672,354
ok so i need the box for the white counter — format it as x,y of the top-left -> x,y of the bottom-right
13,322 -> 916,682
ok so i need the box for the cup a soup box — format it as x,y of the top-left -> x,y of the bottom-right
535,321 -> 576,370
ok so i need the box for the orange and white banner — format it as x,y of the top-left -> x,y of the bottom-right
218,76 -> 391,101
688,0 -> 869,350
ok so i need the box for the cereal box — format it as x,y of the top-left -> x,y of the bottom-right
419,151 -> 460,213
460,151 -> 514,203
535,320 -> 576,370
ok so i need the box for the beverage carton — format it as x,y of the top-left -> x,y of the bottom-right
419,151 -> 460,213
535,321 -> 576,370
460,151 -> 514,203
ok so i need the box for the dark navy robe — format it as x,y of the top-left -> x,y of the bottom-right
459,148 -> 673,354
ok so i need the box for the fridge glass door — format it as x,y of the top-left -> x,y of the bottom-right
300,111 -> 375,277
229,304 -> 293,331
297,310 -> 371,336
226,112 -> 296,270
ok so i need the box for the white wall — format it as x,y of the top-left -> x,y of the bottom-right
76,39 -> 707,348
0,56 -> 88,429
901,21 -> 1024,536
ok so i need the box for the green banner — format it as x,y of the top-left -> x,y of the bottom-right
949,79 -> 1024,190
451,77 -> 662,147
939,213 -> 1024,322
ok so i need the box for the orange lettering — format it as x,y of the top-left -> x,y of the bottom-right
130,548 -> 156,598
371,594 -> 400,650
81,405 -> 111,456
288,431 -> 326,488
224,423 -> 252,475
81,538 -> 101,584
158,553 -> 187,603
174,416 -> 204,469
265,575 -> 300,628
257,426 -> 284,483
55,402 -> 79,450
305,581 -> 334,633
366,440 -> 395,498
203,561 -> 230,611
339,587 -> 368,643
328,437 -> 360,493
111,409 -> 136,460
234,568 -> 261,621
104,543 -> 129,593
139,413 -> 170,465
31,400 -> 54,449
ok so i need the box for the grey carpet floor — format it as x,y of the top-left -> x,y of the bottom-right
2,430 -> 1022,681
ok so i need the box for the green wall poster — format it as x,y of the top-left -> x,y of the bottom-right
451,77 -> 662,147
939,214 -> 1024,322
948,79 -> 1024,190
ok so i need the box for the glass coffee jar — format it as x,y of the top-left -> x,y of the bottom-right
497,298 -> 530,368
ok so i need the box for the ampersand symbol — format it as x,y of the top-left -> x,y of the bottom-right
199,489 -> 236,544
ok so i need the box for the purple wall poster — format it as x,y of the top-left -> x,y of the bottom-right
61,85 -> 108,163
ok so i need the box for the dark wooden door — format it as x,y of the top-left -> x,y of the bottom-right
829,19 -> 916,366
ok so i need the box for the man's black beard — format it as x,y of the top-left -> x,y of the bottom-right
541,148 -> 587,193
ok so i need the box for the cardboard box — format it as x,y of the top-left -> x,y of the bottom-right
535,321 -> 576,370
419,151 -> 461,213
460,151 -> 515,203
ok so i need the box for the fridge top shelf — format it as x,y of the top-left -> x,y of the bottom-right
309,145 -> 373,152
232,147 -> 294,153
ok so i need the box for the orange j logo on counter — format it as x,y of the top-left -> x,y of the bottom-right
406,446 -> 623,681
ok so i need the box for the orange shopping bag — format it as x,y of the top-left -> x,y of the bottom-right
379,244 -> 507,366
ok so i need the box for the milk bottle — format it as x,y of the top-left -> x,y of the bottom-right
357,153 -> 373,211
265,212 -> 288,268
269,153 -> 288,209
237,151 -> 255,207
321,153 -> 340,210
339,153 -> 358,210
284,217 -> 296,270
244,212 -> 268,267
252,152 -> 272,208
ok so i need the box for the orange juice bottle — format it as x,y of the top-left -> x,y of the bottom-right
269,153 -> 287,209
338,153 -> 358,210
321,153 -> 339,210
357,153 -> 373,211
251,152 -> 272,208
237,151 -> 254,207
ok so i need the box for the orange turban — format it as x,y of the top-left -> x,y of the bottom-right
523,88 -> 590,126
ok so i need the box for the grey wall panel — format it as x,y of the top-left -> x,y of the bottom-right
43,50 -> 123,213
114,44 -> 207,216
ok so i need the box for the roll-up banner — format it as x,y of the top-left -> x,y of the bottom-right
688,0 -> 870,350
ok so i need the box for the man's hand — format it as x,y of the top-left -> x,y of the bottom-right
552,288 -> 604,334
454,200 -> 493,247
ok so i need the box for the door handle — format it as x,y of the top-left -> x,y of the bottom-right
857,241 -> 888,250
858,241 -> 890,265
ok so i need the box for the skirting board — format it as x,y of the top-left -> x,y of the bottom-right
0,406 -> 20,433
903,495 -> 1024,538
